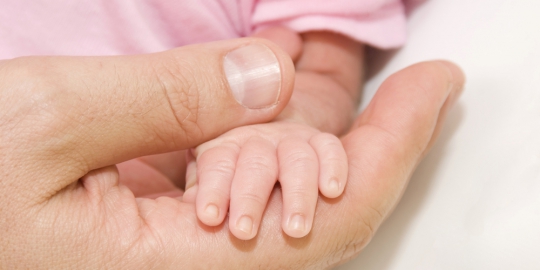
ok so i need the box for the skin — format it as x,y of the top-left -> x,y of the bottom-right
0,28 -> 465,269
184,29 -> 362,240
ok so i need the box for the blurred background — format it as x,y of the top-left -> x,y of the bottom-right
339,0 -> 540,269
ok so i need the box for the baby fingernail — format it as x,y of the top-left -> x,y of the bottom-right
236,215 -> 253,235
205,204 -> 219,219
288,214 -> 305,232
224,44 -> 281,109
328,178 -> 340,194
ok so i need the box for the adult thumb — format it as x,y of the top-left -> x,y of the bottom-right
1,38 -> 294,194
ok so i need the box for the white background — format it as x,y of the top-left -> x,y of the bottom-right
339,0 -> 540,269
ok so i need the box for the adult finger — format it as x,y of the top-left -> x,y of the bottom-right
342,60 -> 466,237
0,38 -> 294,201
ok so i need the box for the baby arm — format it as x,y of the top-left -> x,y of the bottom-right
183,29 -> 364,240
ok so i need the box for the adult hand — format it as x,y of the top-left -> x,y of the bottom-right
0,37 -> 465,269
0,38 -> 295,268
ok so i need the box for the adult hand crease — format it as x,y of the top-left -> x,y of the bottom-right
0,35 -> 464,269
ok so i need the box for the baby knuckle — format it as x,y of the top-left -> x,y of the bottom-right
206,185 -> 230,200
283,150 -> 315,164
311,133 -> 342,149
241,155 -> 275,172
287,188 -> 311,199
238,192 -> 267,207
204,159 -> 236,176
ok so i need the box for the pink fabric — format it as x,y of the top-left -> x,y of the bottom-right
0,0 -> 407,59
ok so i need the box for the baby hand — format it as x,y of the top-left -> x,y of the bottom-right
183,121 -> 348,240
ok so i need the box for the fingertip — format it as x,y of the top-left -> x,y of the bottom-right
203,203 -> 221,224
436,60 -> 466,106
252,26 -> 303,62
320,177 -> 343,199
283,213 -> 311,238
436,60 -> 466,86
408,60 -> 466,97
196,200 -> 226,226
231,215 -> 257,240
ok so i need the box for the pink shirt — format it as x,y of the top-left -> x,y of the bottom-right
0,0 -> 407,58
